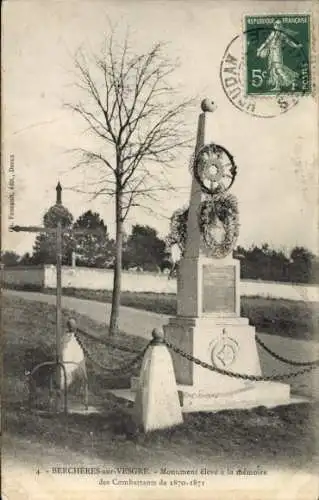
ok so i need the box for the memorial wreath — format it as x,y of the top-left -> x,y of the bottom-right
199,193 -> 239,258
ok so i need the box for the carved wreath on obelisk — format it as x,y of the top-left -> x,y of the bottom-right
194,143 -> 239,258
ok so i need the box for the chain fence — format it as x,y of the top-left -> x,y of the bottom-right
162,338 -> 319,382
74,325 -> 319,383
76,327 -> 142,354
255,334 -> 319,367
74,328 -> 149,375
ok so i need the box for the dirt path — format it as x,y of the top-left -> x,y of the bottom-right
5,289 -> 167,340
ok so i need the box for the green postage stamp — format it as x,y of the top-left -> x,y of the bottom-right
245,14 -> 311,96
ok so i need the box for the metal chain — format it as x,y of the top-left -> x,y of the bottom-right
74,326 -> 319,381
163,338 -> 318,381
255,335 -> 319,367
74,329 -> 150,374
76,327 -> 142,354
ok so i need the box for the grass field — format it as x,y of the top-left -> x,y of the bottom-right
2,294 -> 319,471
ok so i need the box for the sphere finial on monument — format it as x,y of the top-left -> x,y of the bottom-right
201,98 -> 217,113
151,328 -> 164,344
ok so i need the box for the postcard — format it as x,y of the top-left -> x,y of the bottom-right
2,1 -> 318,499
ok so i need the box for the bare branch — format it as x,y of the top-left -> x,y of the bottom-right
69,147 -> 116,174
66,29 -> 194,280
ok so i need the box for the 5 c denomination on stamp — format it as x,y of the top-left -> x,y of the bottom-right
220,14 -> 312,118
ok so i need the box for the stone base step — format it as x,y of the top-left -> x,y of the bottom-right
181,394 -> 310,413
178,380 -> 290,412
107,387 -> 311,413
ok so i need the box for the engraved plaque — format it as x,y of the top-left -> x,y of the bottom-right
202,265 -> 235,313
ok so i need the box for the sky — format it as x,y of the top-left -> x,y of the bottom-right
2,0 -> 318,256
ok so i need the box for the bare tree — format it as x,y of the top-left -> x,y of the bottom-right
66,31 -> 193,336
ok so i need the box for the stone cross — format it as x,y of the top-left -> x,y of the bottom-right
10,182 -> 104,409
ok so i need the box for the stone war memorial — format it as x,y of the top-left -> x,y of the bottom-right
112,98 -> 310,429
161,98 -> 291,413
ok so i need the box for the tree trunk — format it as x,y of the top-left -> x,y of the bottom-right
109,185 -> 123,336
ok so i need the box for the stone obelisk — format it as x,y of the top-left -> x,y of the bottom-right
164,100 -> 290,412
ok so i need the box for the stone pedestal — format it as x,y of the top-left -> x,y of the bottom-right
163,254 -> 290,412
164,316 -> 258,386
163,315 -> 290,411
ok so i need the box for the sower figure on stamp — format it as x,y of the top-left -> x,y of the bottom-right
60,317 -> 89,410
257,19 -> 302,91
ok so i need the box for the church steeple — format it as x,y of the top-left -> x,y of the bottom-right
42,182 -> 73,229
56,182 -> 62,205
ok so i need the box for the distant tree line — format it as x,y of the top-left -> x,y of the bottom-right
234,244 -> 319,285
2,207 -> 170,273
2,210 -> 318,284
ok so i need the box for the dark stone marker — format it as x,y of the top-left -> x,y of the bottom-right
202,265 -> 236,313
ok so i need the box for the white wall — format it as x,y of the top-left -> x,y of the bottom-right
3,265 -> 319,302
44,265 -> 177,294
240,279 -> 319,303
